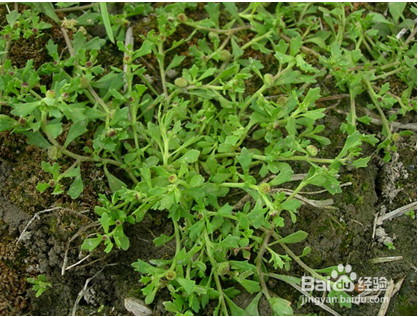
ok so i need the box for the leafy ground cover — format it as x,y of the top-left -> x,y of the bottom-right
0,2 -> 416,316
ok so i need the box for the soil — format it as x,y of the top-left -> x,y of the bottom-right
0,3 -> 417,316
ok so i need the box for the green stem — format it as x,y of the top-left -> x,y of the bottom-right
256,229 -> 273,300
40,113 -> 138,184
203,229 -> 228,316
126,64 -> 139,149
182,21 -> 251,34
349,88 -> 357,127
374,66 -> 406,80
364,80 -> 392,139
241,30 -> 273,50
169,219 -> 182,271
157,43 -> 168,100
212,152 -> 341,165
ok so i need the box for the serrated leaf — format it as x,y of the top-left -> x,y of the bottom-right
11,101 -> 40,117
100,212 -> 110,233
231,37 -> 244,58
237,147 -> 253,173
269,163 -> 293,186
290,35 -> 302,56
351,157 -> 371,168
36,182 -> 50,193
218,234 -> 240,249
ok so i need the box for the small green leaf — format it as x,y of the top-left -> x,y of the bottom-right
45,122 -> 62,139
166,55 -> 186,72
189,174 -> 205,187
268,297 -> 293,316
99,212 -> 110,233
31,2 -> 60,23
218,234 -> 240,249
64,120 -> 88,148
231,38 -> 244,58
180,150 -> 200,163
289,35 -> 302,56
153,234 -> 174,246
269,164 -> 293,186
236,278 -> 261,294
11,101 -> 40,117
237,147 -> 253,173
0,115 -> 16,132
67,175 -> 83,199
350,157 -> 371,168
99,3 -> 114,43
389,2 -> 406,23
301,246 -> 311,257
36,182 -> 50,193
277,230 -> 308,244
81,236 -> 102,251
104,166 -> 127,192
245,292 -> 262,315
176,277 -> 195,295
217,203 -> 233,216
114,225 -> 130,250
224,295 -> 247,316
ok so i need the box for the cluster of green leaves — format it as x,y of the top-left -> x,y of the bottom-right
27,274 -> 51,298
0,2 -> 416,315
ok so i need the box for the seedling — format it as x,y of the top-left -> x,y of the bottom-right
27,274 -> 51,298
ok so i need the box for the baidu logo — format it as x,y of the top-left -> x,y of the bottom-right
331,264 -> 357,292
302,264 -> 357,292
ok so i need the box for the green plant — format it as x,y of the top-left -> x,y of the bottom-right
405,210 -> 415,220
384,241 -> 396,250
1,2 -> 416,315
27,274 -> 52,298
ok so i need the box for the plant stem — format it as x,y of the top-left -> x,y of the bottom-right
54,3 -> 96,12
203,229 -> 228,316
374,66 -> 406,80
241,30 -> 273,50
169,219 -> 182,271
157,43 -> 168,100
212,152 -> 341,165
349,88 -> 357,127
256,229 -> 273,300
364,79 -> 392,139
40,113 -> 138,184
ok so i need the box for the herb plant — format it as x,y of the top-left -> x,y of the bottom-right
0,2 -> 416,315
27,274 -> 52,298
